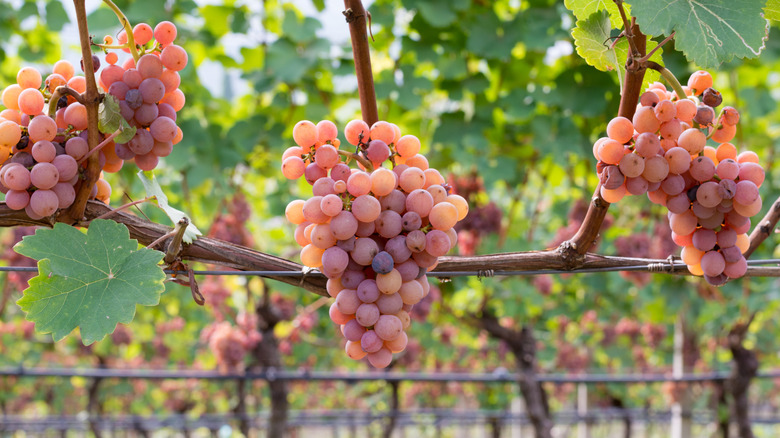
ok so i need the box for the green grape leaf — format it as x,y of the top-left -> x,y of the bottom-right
14,220 -> 165,344
629,0 -> 769,68
765,0 -> 780,20
44,1 -> 69,32
98,94 -> 137,144
564,0 -> 629,28
572,10 -> 662,90
138,171 -> 202,244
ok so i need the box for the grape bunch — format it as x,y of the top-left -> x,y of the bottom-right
593,70 -> 763,285
0,64 -> 111,217
0,20 -> 187,219
282,119 -> 468,368
98,21 -> 187,171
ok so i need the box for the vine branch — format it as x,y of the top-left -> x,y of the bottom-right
561,23 -> 647,265
745,196 -> 780,259
61,0 -> 102,225
343,0 -> 379,126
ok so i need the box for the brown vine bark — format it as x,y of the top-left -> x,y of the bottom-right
475,312 -> 552,438
251,291 -> 289,438
560,24 -> 647,265
382,381 -> 400,438
344,0 -> 378,126
62,0 -> 102,224
745,196 -> 780,259
727,316 -> 758,438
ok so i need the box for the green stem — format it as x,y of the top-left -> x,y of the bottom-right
101,0 -> 140,61
647,61 -> 687,101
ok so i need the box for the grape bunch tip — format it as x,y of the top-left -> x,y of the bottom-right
283,119 -> 469,368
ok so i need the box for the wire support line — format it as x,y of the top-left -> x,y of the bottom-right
1,259 -> 780,277
2,366 -> 780,384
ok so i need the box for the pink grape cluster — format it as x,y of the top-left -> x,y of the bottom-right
282,119 -> 469,368
98,21 -> 187,171
0,64 -> 112,217
593,71 -> 763,285
0,21 -> 186,219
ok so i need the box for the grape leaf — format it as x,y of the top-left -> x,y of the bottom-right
138,171 -> 202,244
572,10 -> 662,90
98,94 -> 137,144
564,0 -> 629,28
14,220 -> 165,345
629,0 -> 769,68
765,0 -> 780,20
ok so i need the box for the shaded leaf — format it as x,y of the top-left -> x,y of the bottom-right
98,94 -> 137,144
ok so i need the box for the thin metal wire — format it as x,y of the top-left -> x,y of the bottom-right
1,259 -> 779,277
1,366 -> 779,384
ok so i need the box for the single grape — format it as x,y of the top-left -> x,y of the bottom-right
372,251 -> 395,275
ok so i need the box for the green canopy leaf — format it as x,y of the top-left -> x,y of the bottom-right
572,10 -> 662,90
565,0 -> 629,27
629,0 -> 769,68
14,220 -> 165,344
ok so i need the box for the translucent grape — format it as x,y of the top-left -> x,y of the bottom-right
335,289 -> 360,315
670,210 -> 698,235
2,164 -> 30,191
375,210 -> 403,238
689,156 -> 716,182
154,21 -> 177,45
312,177 -> 336,196
632,106 -> 660,133
687,71 -> 713,95
29,189 -> 58,217
597,139 -> 625,165
734,180 -> 759,205
642,156 -> 669,183
405,189 -> 434,217
738,162 -> 765,187
376,269 -> 402,294
396,135 -> 421,157
347,171 -> 371,197
356,303 -> 380,327
370,168 -> 397,197
161,44 -> 188,71
618,153 -> 644,178
700,251 -> 725,277
379,190 -> 406,214
52,155 -> 78,181
27,116 -> 57,143
5,189 -> 29,210
711,123 -> 736,143
653,100 -> 676,123
606,116 -> 633,143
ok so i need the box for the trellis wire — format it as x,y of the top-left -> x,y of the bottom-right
2,366 -> 780,384
5,408 -> 780,431
0,258 -> 779,278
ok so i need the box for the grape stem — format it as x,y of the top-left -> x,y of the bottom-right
101,0 -> 140,61
46,86 -> 86,118
337,149 -> 374,172
77,128 -> 122,165
613,1 -> 640,57
91,196 -> 154,221
646,61 -> 687,101
636,31 -> 675,64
